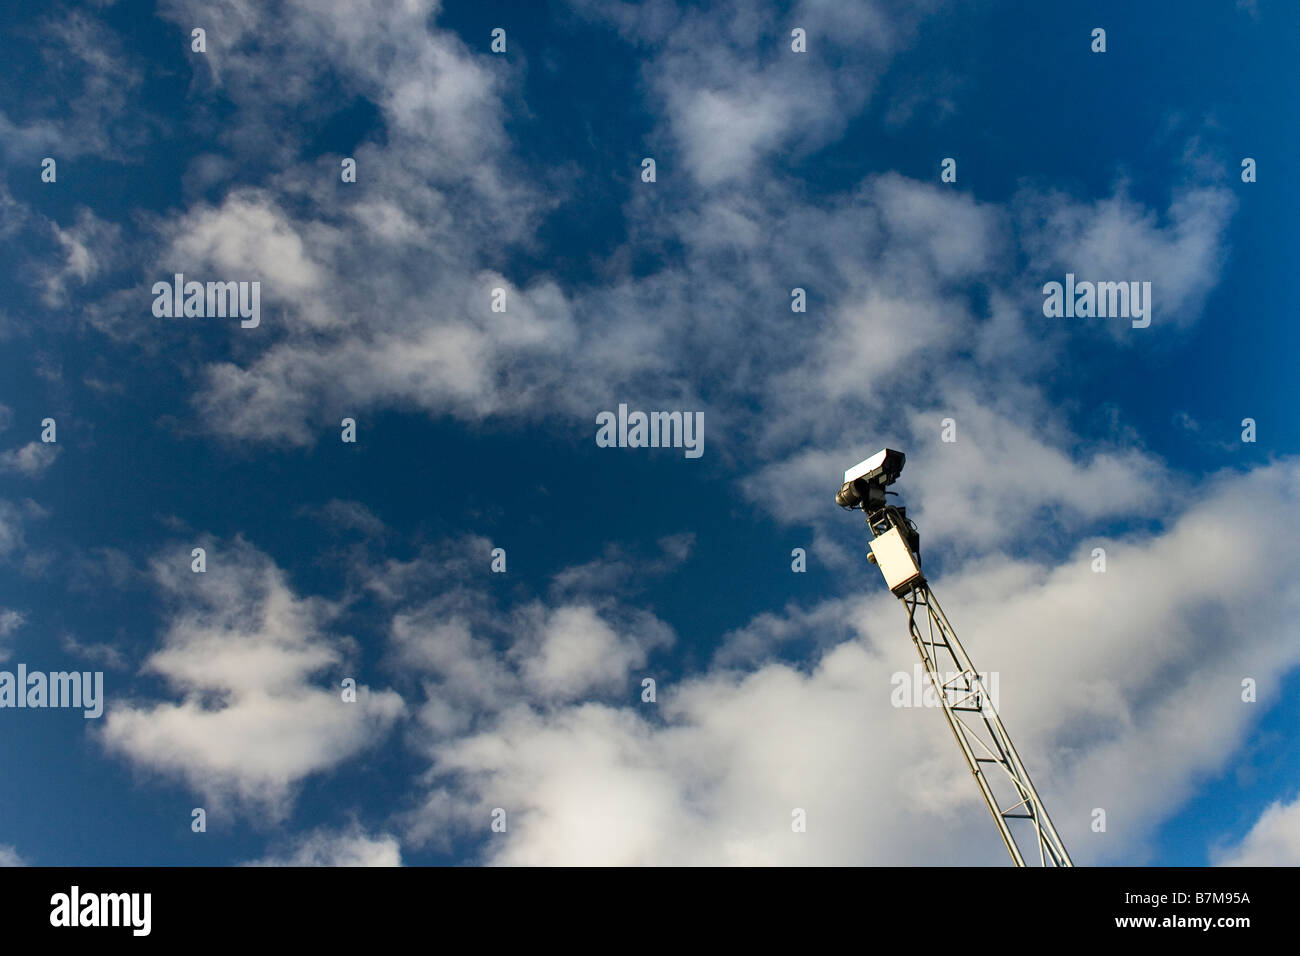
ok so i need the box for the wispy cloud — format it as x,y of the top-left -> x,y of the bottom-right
242,825 -> 402,866
0,442 -> 59,477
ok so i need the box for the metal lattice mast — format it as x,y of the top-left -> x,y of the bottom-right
837,450 -> 1073,867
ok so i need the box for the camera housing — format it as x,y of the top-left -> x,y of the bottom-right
835,448 -> 905,510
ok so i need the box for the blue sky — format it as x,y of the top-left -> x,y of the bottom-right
0,0 -> 1297,866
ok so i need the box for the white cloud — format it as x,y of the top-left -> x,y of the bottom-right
38,209 -> 122,309
1019,183 -> 1237,332
304,499 -> 388,538
0,609 -> 23,662
0,442 -> 60,477
0,11 -> 149,163
61,632 -> 128,670
743,386 -> 1174,568
0,844 -> 27,866
898,390 -> 1174,550
405,460 -> 1300,864
0,500 -> 26,559
35,0 -> 1230,476
100,538 -> 405,818
573,0 -> 939,186
513,603 -> 672,700
174,166 -> 1234,454
161,192 -> 332,327
670,85 -> 800,187
387,587 -> 673,743
11,0 -> 1270,869
549,535 -> 695,598
1215,794 -> 1300,866
243,825 -> 402,866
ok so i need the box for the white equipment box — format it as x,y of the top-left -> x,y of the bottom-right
869,527 -> 924,595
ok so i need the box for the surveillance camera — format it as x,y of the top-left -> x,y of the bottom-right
835,448 -> 905,509
844,448 -> 905,486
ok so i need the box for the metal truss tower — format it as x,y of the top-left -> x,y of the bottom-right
837,450 -> 1073,867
